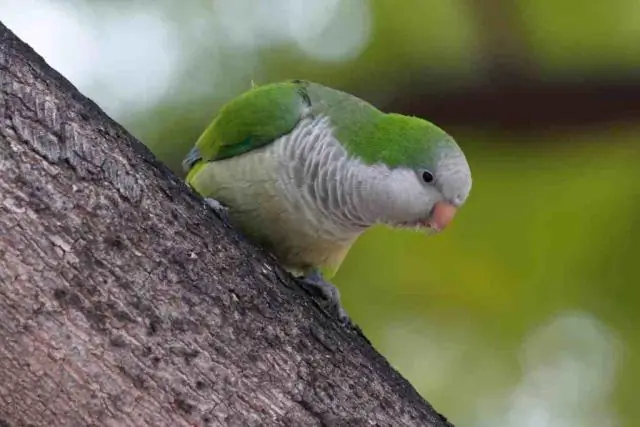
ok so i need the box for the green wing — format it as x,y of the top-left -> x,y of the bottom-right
184,81 -> 310,177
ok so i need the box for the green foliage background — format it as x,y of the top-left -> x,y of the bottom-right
4,0 -> 638,425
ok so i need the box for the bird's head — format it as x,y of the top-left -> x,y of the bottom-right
368,114 -> 472,233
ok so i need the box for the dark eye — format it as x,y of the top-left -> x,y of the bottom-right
421,170 -> 435,183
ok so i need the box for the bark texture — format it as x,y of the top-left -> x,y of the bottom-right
0,22 -> 452,427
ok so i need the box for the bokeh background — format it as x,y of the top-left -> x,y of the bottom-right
3,1 -> 639,425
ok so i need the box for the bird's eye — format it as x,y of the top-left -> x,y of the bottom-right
421,170 -> 435,183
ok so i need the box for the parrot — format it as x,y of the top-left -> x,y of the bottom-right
182,80 -> 472,323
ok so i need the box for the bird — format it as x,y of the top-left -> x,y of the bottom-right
183,79 -> 472,323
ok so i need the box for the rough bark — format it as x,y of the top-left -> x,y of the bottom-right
0,22 -> 452,427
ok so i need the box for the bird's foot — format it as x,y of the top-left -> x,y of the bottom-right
203,198 -> 230,223
296,270 -> 351,325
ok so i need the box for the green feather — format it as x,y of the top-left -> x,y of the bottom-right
185,80 -> 461,184
302,82 -> 459,171
185,80 -> 309,184
196,81 -> 309,160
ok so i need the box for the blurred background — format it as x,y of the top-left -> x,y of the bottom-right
2,0 -> 639,425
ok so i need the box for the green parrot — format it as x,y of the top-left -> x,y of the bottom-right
183,80 -> 472,323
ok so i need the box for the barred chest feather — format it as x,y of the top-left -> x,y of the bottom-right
191,116 -> 380,275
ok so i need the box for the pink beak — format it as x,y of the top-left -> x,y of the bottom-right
428,201 -> 458,232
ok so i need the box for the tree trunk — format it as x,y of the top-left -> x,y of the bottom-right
0,22 -> 452,427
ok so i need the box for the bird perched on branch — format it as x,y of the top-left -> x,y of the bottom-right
183,80 -> 472,323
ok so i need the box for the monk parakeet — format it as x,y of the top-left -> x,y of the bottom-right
183,80 -> 472,323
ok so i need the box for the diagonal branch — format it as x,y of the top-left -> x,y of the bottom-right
0,21 -> 452,427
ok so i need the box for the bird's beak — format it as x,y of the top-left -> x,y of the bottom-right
427,201 -> 458,233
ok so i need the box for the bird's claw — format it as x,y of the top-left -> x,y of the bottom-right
204,198 -> 230,223
296,271 -> 351,325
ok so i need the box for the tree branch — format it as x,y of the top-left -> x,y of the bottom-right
389,77 -> 640,133
0,21 -> 452,427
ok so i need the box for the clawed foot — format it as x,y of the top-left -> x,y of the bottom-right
296,270 -> 351,325
204,198 -> 230,223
